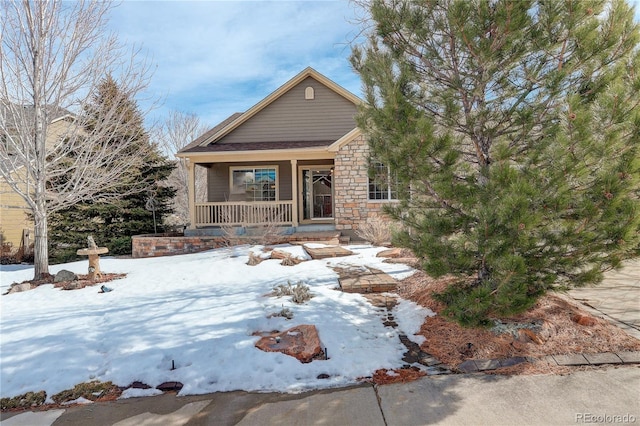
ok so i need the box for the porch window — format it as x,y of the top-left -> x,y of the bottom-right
368,161 -> 398,200
230,166 -> 278,201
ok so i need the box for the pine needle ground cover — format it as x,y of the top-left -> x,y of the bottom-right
398,271 -> 640,375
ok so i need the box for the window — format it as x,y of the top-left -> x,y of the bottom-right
368,161 -> 398,200
305,86 -> 315,100
230,166 -> 278,201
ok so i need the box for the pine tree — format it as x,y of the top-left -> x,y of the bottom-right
49,76 -> 175,261
352,0 -> 640,326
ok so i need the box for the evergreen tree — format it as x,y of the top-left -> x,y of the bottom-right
352,0 -> 640,326
49,76 -> 175,261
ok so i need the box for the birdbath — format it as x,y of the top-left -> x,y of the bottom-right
76,236 -> 109,281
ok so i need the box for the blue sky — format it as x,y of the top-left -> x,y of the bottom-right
107,0 -> 640,131
108,1 -> 364,129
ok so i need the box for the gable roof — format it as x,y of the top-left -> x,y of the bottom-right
179,112 -> 243,152
1,103 -> 73,129
178,67 -> 361,155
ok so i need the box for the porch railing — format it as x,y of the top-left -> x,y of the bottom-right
194,201 -> 294,227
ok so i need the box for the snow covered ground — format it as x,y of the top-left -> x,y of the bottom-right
0,244 -> 433,401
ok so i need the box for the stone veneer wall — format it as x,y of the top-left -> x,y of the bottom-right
333,134 -> 387,232
132,234 -> 226,258
131,231 -> 342,258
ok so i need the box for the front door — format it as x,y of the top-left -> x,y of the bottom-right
301,168 -> 333,221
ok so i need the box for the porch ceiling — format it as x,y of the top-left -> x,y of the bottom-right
180,146 -> 336,163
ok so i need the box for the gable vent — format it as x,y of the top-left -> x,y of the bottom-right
305,86 -> 315,100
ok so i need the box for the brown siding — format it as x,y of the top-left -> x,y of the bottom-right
218,77 -> 357,144
1,117 -> 75,248
207,161 -> 293,202
0,171 -> 33,248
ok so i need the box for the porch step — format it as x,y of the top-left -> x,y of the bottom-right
288,231 -> 342,245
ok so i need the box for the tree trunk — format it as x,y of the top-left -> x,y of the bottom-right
33,213 -> 49,279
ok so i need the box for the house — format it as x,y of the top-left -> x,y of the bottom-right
177,67 -> 398,238
0,106 -> 75,252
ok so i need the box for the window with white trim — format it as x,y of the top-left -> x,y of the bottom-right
368,161 -> 398,200
230,166 -> 278,201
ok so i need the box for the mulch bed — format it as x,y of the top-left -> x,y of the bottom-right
366,367 -> 427,385
397,270 -> 640,375
54,273 -> 126,290
8,272 -> 126,292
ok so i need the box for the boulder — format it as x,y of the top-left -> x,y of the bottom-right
255,325 -> 324,363
54,269 -> 78,283
376,248 -> 404,258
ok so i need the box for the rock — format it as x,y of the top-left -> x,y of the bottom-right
572,314 -> 598,327
539,320 -> 557,340
376,248 -> 404,258
62,281 -> 83,290
517,328 -> 544,345
383,257 -> 420,268
54,269 -> 78,283
7,283 -> 32,294
156,381 -> 183,392
255,325 -> 324,363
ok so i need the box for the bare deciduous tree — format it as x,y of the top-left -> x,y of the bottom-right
154,110 -> 208,226
0,0 -> 153,278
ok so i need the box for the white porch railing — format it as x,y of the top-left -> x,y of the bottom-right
194,201 -> 294,227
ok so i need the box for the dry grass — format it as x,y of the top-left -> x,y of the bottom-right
356,216 -> 394,246
398,271 -> 640,374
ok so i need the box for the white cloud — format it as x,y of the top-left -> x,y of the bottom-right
108,1 -> 363,127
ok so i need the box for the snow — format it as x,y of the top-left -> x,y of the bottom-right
0,245 -> 434,400
61,397 -> 94,406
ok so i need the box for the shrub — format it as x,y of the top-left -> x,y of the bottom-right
51,381 -> 119,404
247,252 -> 264,266
1,391 -> 46,410
269,307 -> 294,320
356,216 -> 395,246
272,281 -> 314,304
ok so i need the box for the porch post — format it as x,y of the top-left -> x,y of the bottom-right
290,159 -> 299,227
187,160 -> 196,229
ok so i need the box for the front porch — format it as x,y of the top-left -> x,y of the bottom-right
194,201 -> 294,227
187,153 -> 338,229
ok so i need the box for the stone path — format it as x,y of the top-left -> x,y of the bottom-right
302,245 -> 354,260
334,265 -> 397,293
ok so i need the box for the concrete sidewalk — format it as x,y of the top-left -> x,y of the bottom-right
568,258 -> 640,340
1,367 -> 638,426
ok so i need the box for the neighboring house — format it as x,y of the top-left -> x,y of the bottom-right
177,67 -> 397,237
0,107 -> 75,252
